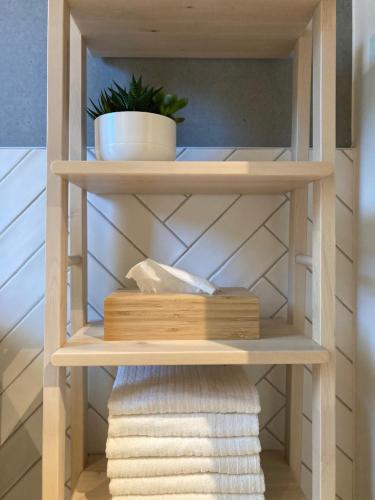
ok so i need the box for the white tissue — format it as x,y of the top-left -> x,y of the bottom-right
126,259 -> 217,295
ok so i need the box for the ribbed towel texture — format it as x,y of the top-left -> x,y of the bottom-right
108,413 -> 260,437
108,366 -> 261,415
109,473 -> 265,495
106,365 -> 265,498
106,436 -> 261,459
107,455 -> 261,478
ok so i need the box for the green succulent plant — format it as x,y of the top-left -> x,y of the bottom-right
87,75 -> 188,123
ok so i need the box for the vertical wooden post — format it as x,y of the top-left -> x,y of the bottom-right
69,17 -> 88,490
286,26 -> 312,482
312,0 -> 336,498
43,1 -> 70,499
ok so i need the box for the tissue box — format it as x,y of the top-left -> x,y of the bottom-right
104,287 -> 260,341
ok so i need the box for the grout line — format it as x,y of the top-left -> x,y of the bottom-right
264,375 -> 287,398
304,364 -> 312,375
336,445 -> 354,463
0,189 -> 46,238
208,199 -> 289,280
336,295 -> 354,314
101,365 -> 116,380
163,196 -> 191,223
336,194 -> 354,214
0,241 -> 45,292
305,261 -> 355,313
0,348 -> 43,396
301,461 -> 312,473
305,316 -> 312,325
133,194 -> 188,248
263,426 -> 286,447
220,148 -> 237,161
336,346 -> 353,364
0,456 -> 42,499
171,194 -> 242,266
340,149 -> 355,163
303,412 -> 312,424
87,200 -> 148,258
88,301 -> 104,320
0,402 -> 43,448
270,299 -> 288,319
88,403 -> 108,425
88,251 -> 127,289
175,148 -> 186,160
0,149 -> 33,184
336,244 -> 354,264
260,403 -> 286,431
274,148 -> 289,161
260,273 -> 289,304
336,395 -> 353,413
263,272 -> 289,301
263,223 -> 289,251
248,248 -> 289,294
255,365 -> 277,387
0,295 -> 45,345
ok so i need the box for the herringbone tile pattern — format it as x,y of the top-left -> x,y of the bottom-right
0,148 -> 354,499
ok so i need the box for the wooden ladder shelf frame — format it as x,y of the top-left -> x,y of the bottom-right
42,1 -> 336,498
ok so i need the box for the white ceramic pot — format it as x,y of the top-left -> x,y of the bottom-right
94,111 -> 176,161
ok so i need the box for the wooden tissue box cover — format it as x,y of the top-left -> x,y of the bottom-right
104,287 -> 259,341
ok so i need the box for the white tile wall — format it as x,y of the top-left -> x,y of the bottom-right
0,148 -> 355,499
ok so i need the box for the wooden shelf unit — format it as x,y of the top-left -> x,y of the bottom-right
44,1 -> 337,499
72,452 -> 307,500
68,0 -> 320,59
52,320 -> 329,367
52,160 -> 334,194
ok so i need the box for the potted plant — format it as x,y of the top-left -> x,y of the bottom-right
87,75 -> 188,161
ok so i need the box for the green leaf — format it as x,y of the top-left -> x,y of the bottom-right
86,75 -> 188,124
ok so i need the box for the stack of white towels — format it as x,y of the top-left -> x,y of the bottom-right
106,365 -> 265,499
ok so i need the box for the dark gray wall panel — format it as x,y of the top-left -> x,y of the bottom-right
0,0 -> 352,147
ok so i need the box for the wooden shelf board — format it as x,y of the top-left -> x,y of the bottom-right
68,0 -> 319,59
51,161 -> 333,194
51,319 -> 329,367
72,451 -> 306,499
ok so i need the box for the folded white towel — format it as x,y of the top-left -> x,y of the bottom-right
108,413 -> 259,438
106,436 -> 261,459
107,455 -> 261,478
112,495 -> 265,500
108,366 -> 260,416
109,472 -> 265,495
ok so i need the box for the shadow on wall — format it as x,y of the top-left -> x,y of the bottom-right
355,41 -> 375,500
87,57 -> 293,148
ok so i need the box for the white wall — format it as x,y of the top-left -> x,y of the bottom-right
353,1 -> 375,498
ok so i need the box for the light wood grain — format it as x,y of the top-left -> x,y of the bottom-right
295,254 -> 313,267
71,455 -> 109,500
68,255 -> 82,266
43,0 -> 338,494
71,451 -> 306,499
51,160 -> 334,194
286,25 -> 312,483
104,288 -> 259,341
69,16 -> 88,491
51,320 -> 329,367
68,0 -> 319,59
312,0 -> 336,498
43,1 -> 70,499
